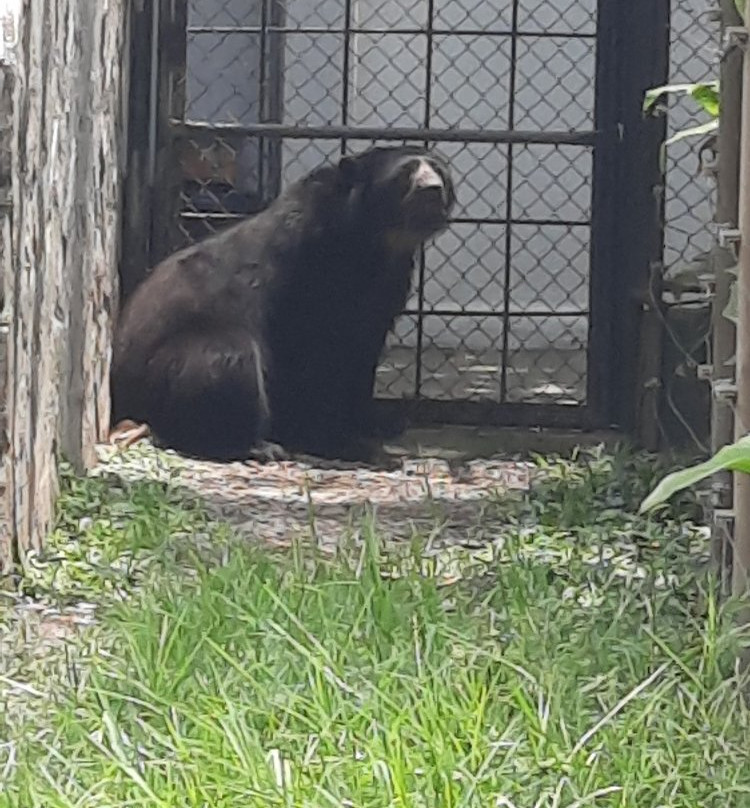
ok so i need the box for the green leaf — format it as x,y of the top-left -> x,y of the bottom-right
644,82 -> 720,118
644,84 -> 699,114
691,83 -> 720,118
737,0 -> 746,18
639,436 -> 750,513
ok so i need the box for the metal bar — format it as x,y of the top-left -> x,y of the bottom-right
150,0 -> 188,266
186,26 -> 598,39
609,0 -> 669,441
171,120 -> 598,146
258,0 -> 268,203
374,399 -> 590,430
120,0 -> 157,299
632,0 -> 670,450
180,211 -> 261,221
452,216 -> 592,227
404,308 -> 590,318
178,210 -> 593,229
499,0 -> 521,403
585,0 -> 620,424
147,0 -> 160,191
340,0 -> 353,157
712,0 -> 743,590
266,0 -> 285,199
415,0 -> 436,399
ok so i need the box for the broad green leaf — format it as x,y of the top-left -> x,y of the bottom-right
737,0 -> 746,19
644,82 -> 720,116
640,436 -> 750,513
691,84 -> 720,118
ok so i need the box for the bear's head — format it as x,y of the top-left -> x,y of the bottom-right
338,146 -> 456,252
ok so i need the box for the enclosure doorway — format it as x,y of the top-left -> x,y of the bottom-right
122,0 -> 670,437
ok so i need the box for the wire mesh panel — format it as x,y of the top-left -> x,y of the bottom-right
653,0 -> 718,452
164,0 -> 607,427
664,0 -> 717,269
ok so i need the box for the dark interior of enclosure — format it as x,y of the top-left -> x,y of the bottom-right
121,0 -> 671,437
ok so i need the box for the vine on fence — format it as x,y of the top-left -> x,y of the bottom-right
640,8 -> 750,512
643,80 -> 738,327
643,81 -> 719,150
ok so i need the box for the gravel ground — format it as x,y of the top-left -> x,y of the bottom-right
91,439 -> 533,553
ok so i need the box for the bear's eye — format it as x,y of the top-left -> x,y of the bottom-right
426,160 -> 446,184
382,162 -> 414,196
404,163 -> 419,185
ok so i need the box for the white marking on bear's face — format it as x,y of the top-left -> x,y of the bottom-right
413,158 -> 443,188
405,158 -> 448,206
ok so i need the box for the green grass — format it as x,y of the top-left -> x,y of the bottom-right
2,448 -> 750,807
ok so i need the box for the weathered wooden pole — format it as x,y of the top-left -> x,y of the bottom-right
712,0 -> 743,589
732,11 -> 750,610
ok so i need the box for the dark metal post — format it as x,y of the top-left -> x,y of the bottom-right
499,0 -> 520,405
618,0 -> 670,447
149,0 -> 188,266
586,0 -> 623,427
120,0 -> 157,299
598,0 -> 670,441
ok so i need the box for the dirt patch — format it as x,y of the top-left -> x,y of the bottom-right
93,439 -> 533,553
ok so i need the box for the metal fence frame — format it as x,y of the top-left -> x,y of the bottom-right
121,0 -> 672,438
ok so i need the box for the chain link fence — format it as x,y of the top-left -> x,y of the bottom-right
666,0 -> 717,268
170,0 -> 716,431
177,0 -> 597,420
659,0 -> 718,450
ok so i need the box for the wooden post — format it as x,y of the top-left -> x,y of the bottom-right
733,15 -> 750,613
0,62 -> 14,571
0,0 -> 128,571
712,0 -> 743,589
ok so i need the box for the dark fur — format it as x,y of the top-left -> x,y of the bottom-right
111,145 -> 456,461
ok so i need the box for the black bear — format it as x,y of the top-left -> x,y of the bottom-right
110,144 -> 456,461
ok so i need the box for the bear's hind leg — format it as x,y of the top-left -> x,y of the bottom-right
146,331 -> 268,461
